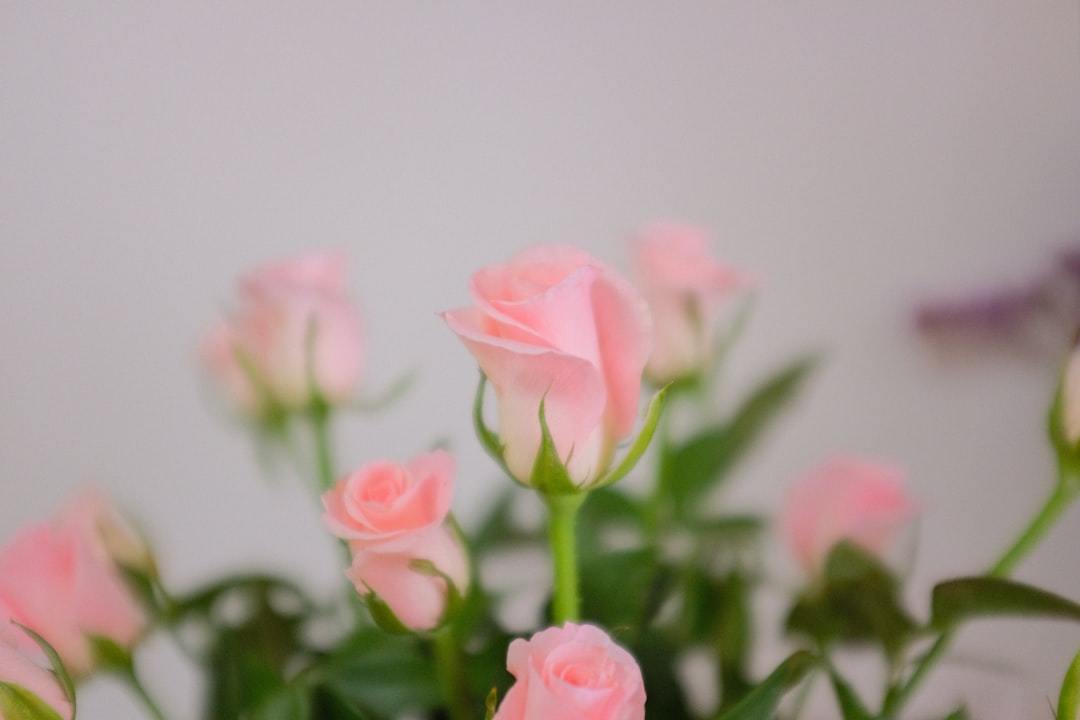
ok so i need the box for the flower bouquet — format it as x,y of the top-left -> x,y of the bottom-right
3,226 -> 1080,720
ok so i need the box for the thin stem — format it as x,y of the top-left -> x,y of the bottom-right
434,627 -> 471,720
545,492 -> 586,624
881,468 -> 1080,718
121,666 -> 166,720
644,409 -> 673,546
988,476 -> 1079,577
310,403 -> 336,491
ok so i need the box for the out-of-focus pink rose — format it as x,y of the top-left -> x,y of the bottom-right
58,489 -> 152,573
1061,345 -> 1080,446
0,619 -> 73,720
782,456 -> 918,573
0,497 -> 146,677
322,451 -> 454,550
202,251 -> 363,416
631,224 -> 750,384
346,524 -> 470,631
443,244 -> 652,486
493,622 -> 646,720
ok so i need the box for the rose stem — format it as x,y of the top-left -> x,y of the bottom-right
881,466 -> 1080,718
545,492 -> 586,624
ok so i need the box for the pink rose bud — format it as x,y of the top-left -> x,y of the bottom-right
346,524 -> 470,632
493,622 -> 647,720
443,244 -> 652,487
0,498 -> 146,677
0,619 -> 73,720
321,451 -> 454,550
201,251 -> 363,417
631,223 -> 751,385
782,456 -> 919,573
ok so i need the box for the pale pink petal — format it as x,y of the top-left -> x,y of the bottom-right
0,637 -> 72,720
444,308 -> 608,485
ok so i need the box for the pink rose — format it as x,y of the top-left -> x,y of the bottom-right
493,622 -> 646,720
322,451 -> 454,550
0,497 -> 146,677
202,251 -> 363,416
0,618 -> 73,720
58,489 -> 153,573
443,244 -> 652,486
346,524 -> 470,631
782,456 -> 919,573
631,224 -> 751,384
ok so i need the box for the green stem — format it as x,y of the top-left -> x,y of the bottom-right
122,666 -> 167,720
545,492 -> 586,624
310,402 -> 336,491
881,468 -> 1080,718
644,409 -> 673,546
434,627 -> 471,720
988,475 -> 1079,577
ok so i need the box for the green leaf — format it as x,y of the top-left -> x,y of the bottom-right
580,548 -> 668,631
312,629 -> 441,718
252,683 -> 312,720
786,542 -> 916,658
716,650 -> 818,720
0,683 -> 68,720
930,577 -> 1080,629
935,708 -> 969,720
1059,647 -> 1080,720
10,623 -> 75,714
633,633 -> 695,720
828,670 -> 873,720
666,355 -> 817,518
529,395 -> 580,495
87,635 -> 133,675
484,688 -> 498,720
593,385 -> 670,489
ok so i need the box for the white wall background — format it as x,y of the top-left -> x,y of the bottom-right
3,3 -> 1079,718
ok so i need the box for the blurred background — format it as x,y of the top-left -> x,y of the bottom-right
2,3 -> 1079,717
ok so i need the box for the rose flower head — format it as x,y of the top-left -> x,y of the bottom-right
202,251 -> 363,419
631,223 -> 752,385
0,494 -> 146,677
443,244 -> 652,488
782,455 -> 919,574
493,622 -> 646,720
322,451 -> 468,631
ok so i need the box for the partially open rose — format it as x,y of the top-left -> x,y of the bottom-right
322,450 -> 454,551
493,622 -> 646,720
443,244 -> 652,487
0,496 -> 146,677
631,223 -> 751,385
202,251 -> 363,416
782,455 -> 918,573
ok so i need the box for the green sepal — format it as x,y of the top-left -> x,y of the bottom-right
472,373 -> 513,480
87,635 -> 133,675
484,688 -> 499,720
0,683 -> 68,720
364,591 -> 414,636
715,650 -> 817,720
828,668 -> 873,720
592,385 -> 670,490
1059,646 -> 1080,720
11,623 -> 75,714
529,394 -> 581,495
930,576 -> 1080,630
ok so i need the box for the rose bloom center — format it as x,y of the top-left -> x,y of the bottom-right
355,468 -> 408,508
548,646 -> 615,690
